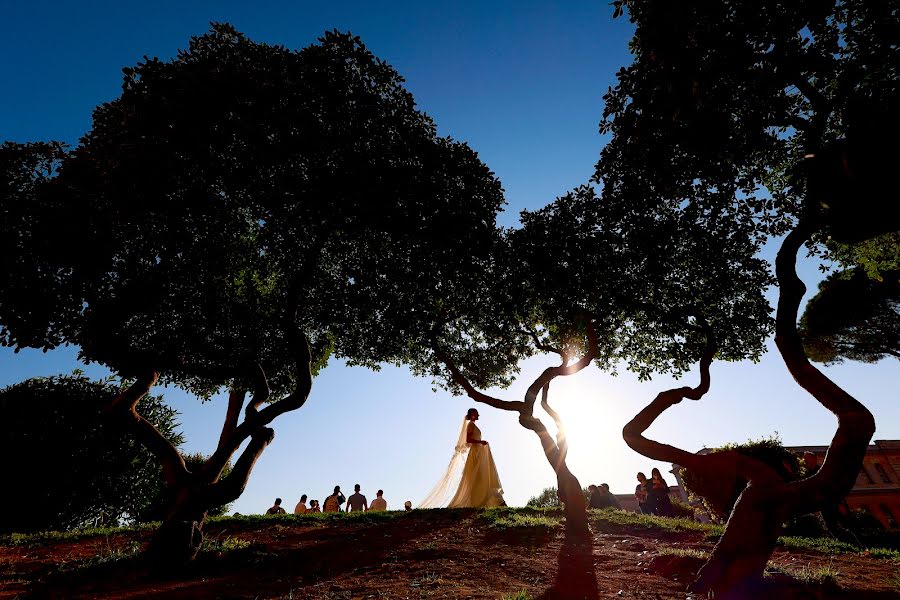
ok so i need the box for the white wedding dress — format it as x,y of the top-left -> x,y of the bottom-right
419,419 -> 505,508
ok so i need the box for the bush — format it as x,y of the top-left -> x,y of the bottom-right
677,434 -> 801,521
526,486 -> 590,508
0,374 -> 184,533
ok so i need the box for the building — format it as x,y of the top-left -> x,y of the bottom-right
669,439 -> 900,529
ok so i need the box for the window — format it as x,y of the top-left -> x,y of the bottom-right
874,462 -> 892,484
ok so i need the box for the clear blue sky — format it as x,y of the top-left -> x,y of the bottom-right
2,1 -> 898,515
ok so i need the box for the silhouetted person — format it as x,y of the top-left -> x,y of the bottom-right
635,472 -> 651,514
308,500 -> 321,513
266,497 -> 286,515
346,483 -> 368,513
649,468 -> 674,517
601,483 -> 621,509
404,500 -> 413,511
323,486 -> 346,513
369,489 -> 387,511
294,494 -> 308,514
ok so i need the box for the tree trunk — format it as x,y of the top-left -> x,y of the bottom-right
690,482 -> 786,596
146,486 -> 208,566
557,467 -> 589,538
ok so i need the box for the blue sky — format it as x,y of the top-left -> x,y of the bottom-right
2,1 -> 898,515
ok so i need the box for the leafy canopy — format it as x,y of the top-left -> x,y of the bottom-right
0,25 -> 506,397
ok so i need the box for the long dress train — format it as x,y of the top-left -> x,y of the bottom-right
419,419 -> 505,508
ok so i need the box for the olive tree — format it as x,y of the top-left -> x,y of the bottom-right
602,1 -> 898,593
0,25 -> 505,564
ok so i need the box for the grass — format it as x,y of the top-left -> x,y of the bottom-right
864,547 -> 900,561
57,539 -> 142,573
201,534 -> 251,554
500,591 -> 531,600
480,509 -> 561,532
657,547 -> 709,559
767,561 -> 841,586
410,570 -> 444,587
1,522 -> 159,546
589,507 -> 720,535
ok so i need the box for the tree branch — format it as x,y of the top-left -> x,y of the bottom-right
203,325 -> 313,481
622,331 -> 716,469
431,343 -> 526,413
540,383 -> 568,463
523,320 -> 598,412
518,326 -> 564,358
792,77 -> 829,115
218,389 -> 246,450
108,371 -> 188,488
207,426 -> 275,508
775,221 -> 875,506
243,363 -> 271,419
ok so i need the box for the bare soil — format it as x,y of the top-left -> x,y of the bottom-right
1,510 -> 898,599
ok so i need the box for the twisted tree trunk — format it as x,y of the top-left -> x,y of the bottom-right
107,327 -> 313,567
623,220 -> 878,596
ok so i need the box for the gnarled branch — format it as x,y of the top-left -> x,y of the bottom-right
108,370 -> 188,488
207,426 -> 275,507
431,343 -> 526,413
622,330 -> 716,470
523,320 -> 598,412
775,221 -> 876,507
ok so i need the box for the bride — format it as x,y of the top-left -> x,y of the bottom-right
419,408 -> 506,508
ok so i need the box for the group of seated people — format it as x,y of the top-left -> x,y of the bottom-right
266,484 -> 405,515
587,483 -> 621,509
635,468 -> 674,517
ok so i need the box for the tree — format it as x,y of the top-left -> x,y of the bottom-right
603,0 -> 897,593
527,487 -> 563,509
526,486 -> 590,509
0,25 -> 505,563
386,182 -> 770,539
800,231 -> 900,364
0,374 -> 184,533
800,266 -> 900,364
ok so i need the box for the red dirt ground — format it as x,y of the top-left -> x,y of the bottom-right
2,510 -> 899,599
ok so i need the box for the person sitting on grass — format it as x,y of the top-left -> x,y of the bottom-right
308,500 -> 321,513
294,494 -> 308,514
601,483 -> 621,509
369,489 -> 388,511
266,497 -> 287,515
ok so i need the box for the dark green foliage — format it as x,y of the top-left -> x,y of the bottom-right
1,24 -> 505,400
600,1 -> 900,241
527,487 -> 563,509
512,186 -> 773,380
669,497 -> 698,520
0,374 -> 184,533
526,486 -> 591,509
678,436 -> 801,521
800,266 -> 900,364
0,141 -> 75,351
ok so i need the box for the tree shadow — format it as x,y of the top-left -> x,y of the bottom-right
28,511 -> 468,598
539,530 -> 599,600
